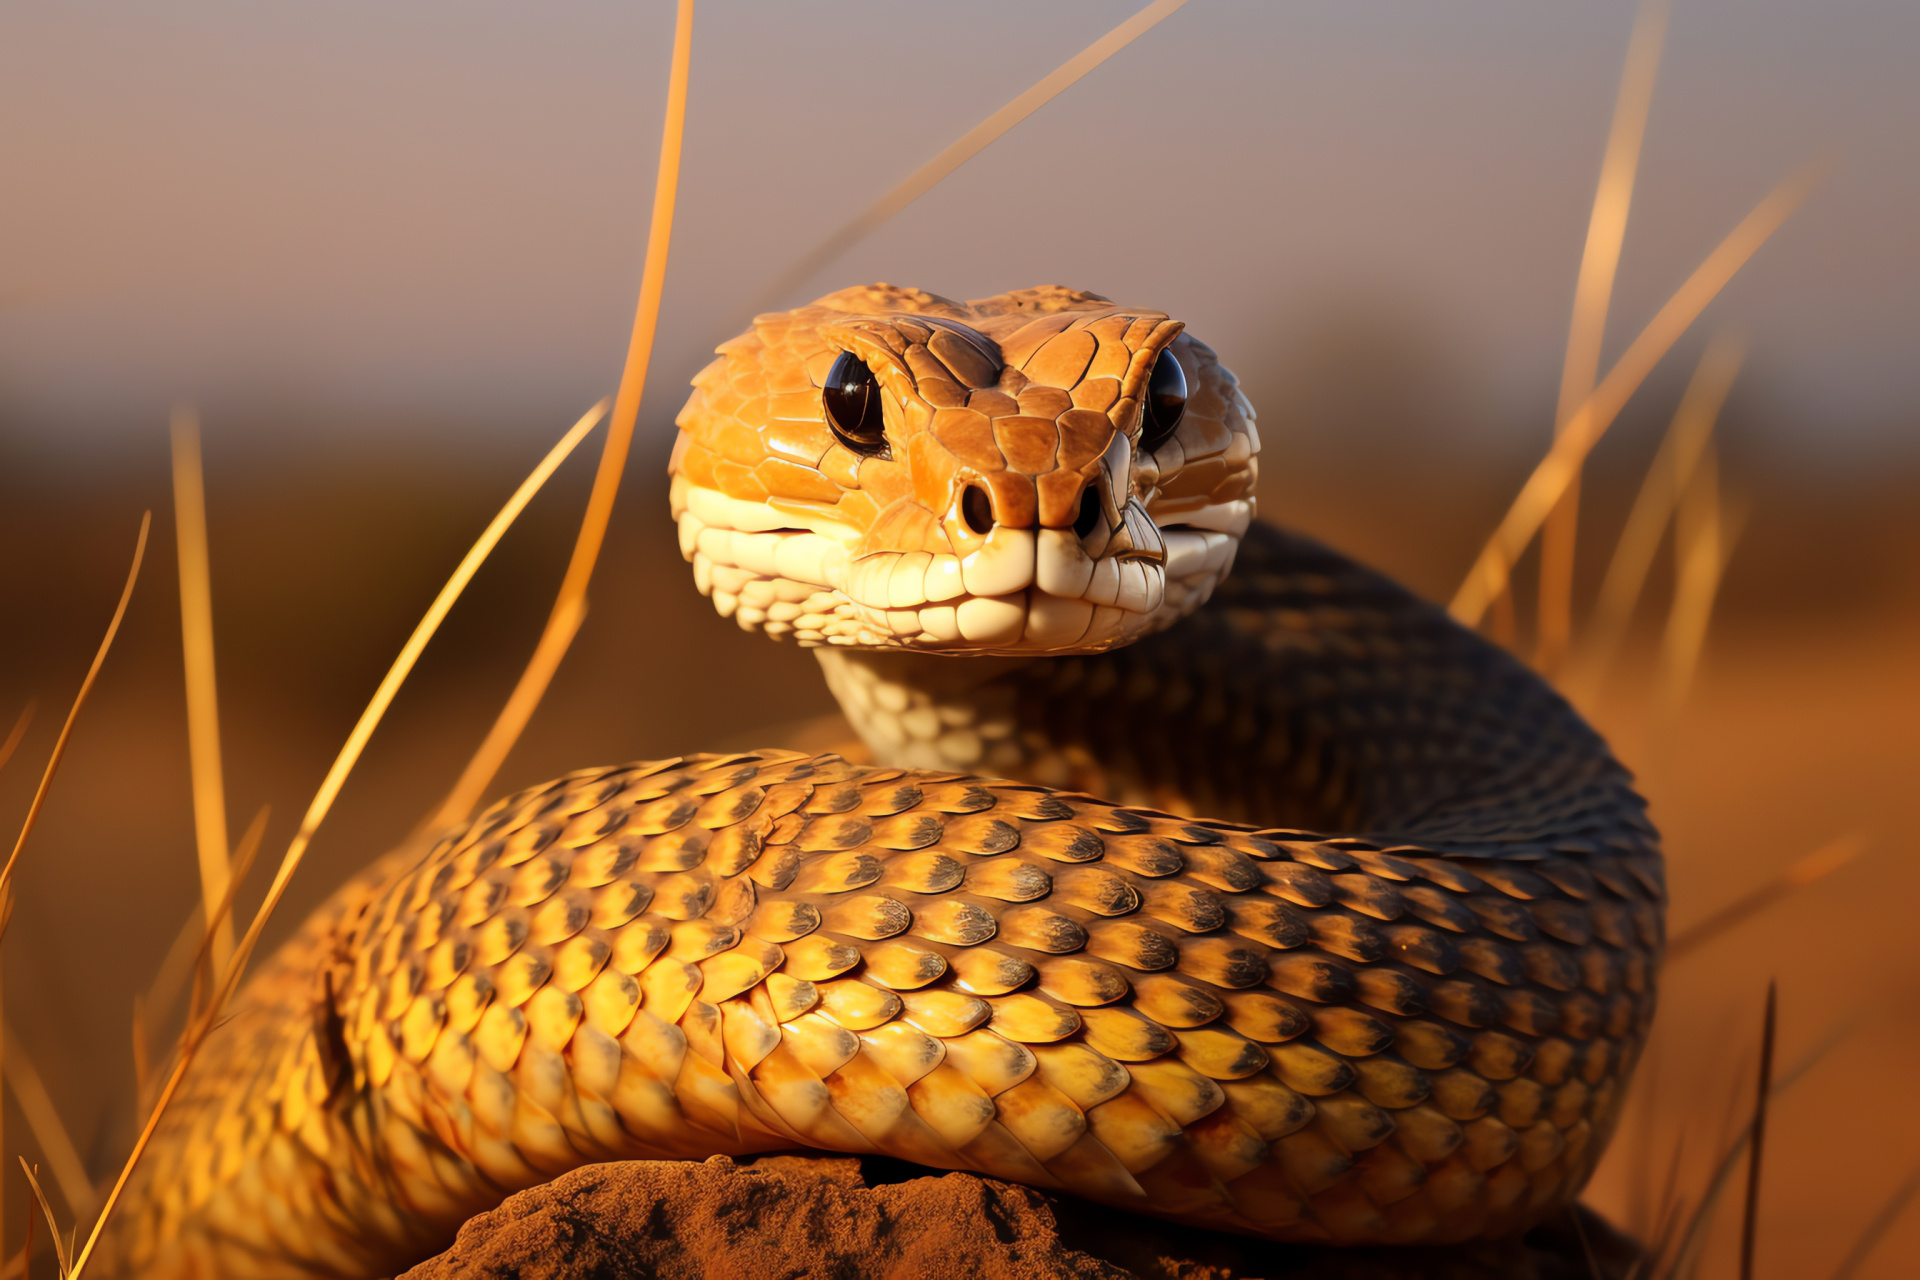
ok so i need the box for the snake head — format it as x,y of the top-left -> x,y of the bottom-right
668,283 -> 1258,655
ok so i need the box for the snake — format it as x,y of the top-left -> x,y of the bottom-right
103,285 -> 1662,1277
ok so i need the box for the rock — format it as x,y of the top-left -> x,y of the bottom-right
401,1155 -> 1641,1280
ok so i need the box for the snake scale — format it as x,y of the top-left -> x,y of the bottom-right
104,286 -> 1662,1277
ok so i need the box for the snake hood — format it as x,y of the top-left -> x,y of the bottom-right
669,283 -> 1259,655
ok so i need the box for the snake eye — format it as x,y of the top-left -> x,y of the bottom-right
823,351 -> 890,457
1138,348 -> 1187,453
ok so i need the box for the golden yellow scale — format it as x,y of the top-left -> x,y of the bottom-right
104,286 -> 1662,1278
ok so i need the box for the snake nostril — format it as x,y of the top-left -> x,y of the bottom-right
961,483 -> 995,536
1073,485 -> 1103,539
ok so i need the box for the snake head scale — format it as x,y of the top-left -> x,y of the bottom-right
669,283 -> 1260,654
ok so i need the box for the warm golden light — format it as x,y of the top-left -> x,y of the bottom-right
71,406 -> 603,1275
1566,334 -> 1746,705
0,7 -> 1905,1277
432,0 -> 696,830
1535,0 -> 1670,674
1449,161 -> 1823,629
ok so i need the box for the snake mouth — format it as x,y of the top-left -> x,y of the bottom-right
673,479 -> 1248,654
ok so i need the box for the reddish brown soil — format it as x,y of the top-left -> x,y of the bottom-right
400,1155 -> 1640,1280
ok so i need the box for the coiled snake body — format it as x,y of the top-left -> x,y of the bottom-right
106,286 -> 1662,1277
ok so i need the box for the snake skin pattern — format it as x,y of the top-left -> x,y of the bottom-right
102,287 -> 1662,1277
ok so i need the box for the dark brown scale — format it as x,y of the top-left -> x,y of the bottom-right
1036,954 -> 1132,1006
1131,973 -> 1226,1027
1050,865 -> 1136,915
1268,952 -> 1356,1004
1084,918 -> 1179,971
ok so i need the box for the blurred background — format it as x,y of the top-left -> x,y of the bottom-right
1,1 -> 1916,1275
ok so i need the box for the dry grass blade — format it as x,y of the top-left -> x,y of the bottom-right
1565,335 -> 1746,705
141,805 -> 270,1045
1537,0 -> 1670,675
0,704 -> 34,775
1,1022 -> 95,1220
1642,1199 -> 1686,1280
1642,1131 -> 1691,1273
15,1177 -> 32,1277
1831,1163 -> 1920,1280
1667,832 -> 1868,960
1739,983 -> 1777,1280
170,407 -> 236,979
1448,161 -> 1824,628
1650,452 -> 1748,740
0,701 -> 37,1265
747,0 -> 1189,318
18,1159 -> 67,1278
0,513 -> 151,920
1774,1013 -> 1857,1097
429,0 -> 695,831
16,1192 -> 33,1280
1660,1009 -> 1849,1280
183,806 -> 271,1026
1625,1034 -> 1663,1236
1696,1036 -> 1759,1274
69,408 -> 602,1278
430,598 -> 585,828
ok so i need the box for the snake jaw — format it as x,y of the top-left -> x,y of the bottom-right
673,478 -> 1241,655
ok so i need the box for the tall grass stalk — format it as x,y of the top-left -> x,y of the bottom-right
68,407 -> 603,1277
1738,984 -> 1779,1280
0,516 -> 149,1265
1650,448 -> 1748,743
0,514 -> 150,914
169,409 -> 235,980
1565,336 -> 1745,706
1537,0 -> 1670,675
1831,1163 -> 1920,1280
1658,1010 -> 1852,1278
1666,833 -> 1867,961
432,0 -> 695,830
0,1025 -> 91,1221
1449,162 -> 1822,630
18,1160 -> 67,1278
745,0 -> 1190,318
0,708 -> 32,777
0,701 -> 29,1270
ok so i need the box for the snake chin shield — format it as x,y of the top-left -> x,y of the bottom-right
103,285 -> 1663,1278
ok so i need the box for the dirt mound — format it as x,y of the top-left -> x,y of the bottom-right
400,1155 -> 1639,1280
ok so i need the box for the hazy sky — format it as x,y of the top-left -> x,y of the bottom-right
2,0 -> 1914,459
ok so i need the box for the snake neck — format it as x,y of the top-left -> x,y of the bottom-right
816,648 -> 1051,779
